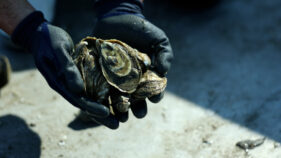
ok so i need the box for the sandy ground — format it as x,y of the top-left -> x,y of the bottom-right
1,0 -> 281,157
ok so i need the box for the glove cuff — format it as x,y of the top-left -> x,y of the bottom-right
11,11 -> 46,49
94,0 -> 144,19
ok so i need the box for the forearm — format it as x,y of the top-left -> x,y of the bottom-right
0,0 -> 35,35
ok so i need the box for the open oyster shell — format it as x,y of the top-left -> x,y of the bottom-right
71,37 -> 167,113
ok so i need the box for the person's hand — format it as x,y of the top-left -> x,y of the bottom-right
11,11 -> 119,129
93,0 -> 174,122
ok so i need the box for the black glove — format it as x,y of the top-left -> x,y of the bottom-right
93,0 -> 174,122
11,11 -> 119,129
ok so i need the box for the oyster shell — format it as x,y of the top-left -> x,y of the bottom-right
72,37 -> 167,113
97,39 -> 142,93
72,40 -> 110,104
111,93 -> 131,113
132,70 -> 167,100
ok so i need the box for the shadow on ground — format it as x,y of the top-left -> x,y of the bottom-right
0,115 -> 41,158
152,0 -> 281,142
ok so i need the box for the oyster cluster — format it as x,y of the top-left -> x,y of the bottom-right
71,37 -> 167,113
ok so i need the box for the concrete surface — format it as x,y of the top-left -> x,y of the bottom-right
1,0 -> 281,157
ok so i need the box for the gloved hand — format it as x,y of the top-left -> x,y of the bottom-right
11,11 -> 119,129
93,0 -> 174,122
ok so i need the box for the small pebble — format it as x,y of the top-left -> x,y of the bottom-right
202,138 -> 212,145
29,123 -> 36,127
58,140 -> 65,146
236,137 -> 265,150
52,95 -> 58,100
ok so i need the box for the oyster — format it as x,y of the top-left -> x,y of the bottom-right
97,39 -> 143,93
132,70 -> 167,100
72,40 -> 110,104
111,93 -> 131,112
71,37 -> 167,113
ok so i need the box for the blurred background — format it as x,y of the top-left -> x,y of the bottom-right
1,0 -> 281,157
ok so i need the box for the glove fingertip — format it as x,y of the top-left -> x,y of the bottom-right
134,109 -> 147,119
155,50 -> 173,76
107,121 -> 119,130
117,112 -> 129,123
131,100 -> 147,119
148,92 -> 164,103
92,115 -> 120,130
80,99 -> 110,118
90,105 -> 110,118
